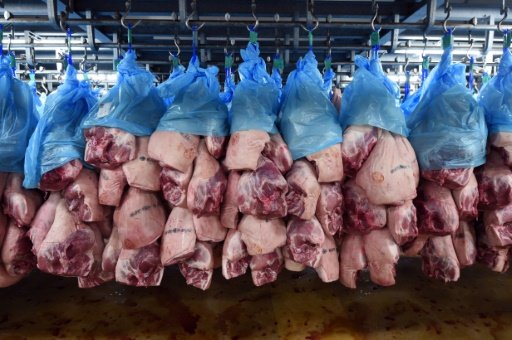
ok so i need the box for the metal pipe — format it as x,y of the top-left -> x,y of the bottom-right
0,16 -> 509,32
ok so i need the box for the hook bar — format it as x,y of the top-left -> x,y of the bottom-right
246,0 -> 259,31
121,0 -> 141,30
499,5 -> 509,33
443,0 -> 452,33
185,0 -> 205,31
371,0 -> 379,32
169,35 -> 180,57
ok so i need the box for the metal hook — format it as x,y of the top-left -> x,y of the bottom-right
41,76 -> 48,95
300,0 -> 319,32
443,1 -> 452,33
466,31 -> 474,59
371,0 -> 379,32
169,35 -> 180,57
120,0 -> 141,30
326,29 -> 332,56
499,4 -> 508,33
80,46 -> 94,73
6,26 -> 13,53
59,11 -> 68,32
300,19 -> 319,33
225,17 -> 231,51
404,56 -> 410,72
185,0 -> 205,31
246,0 -> 259,31
422,32 -> 428,57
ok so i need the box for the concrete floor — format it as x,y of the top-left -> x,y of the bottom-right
0,257 -> 511,339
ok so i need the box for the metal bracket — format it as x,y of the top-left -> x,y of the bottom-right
85,10 -> 97,52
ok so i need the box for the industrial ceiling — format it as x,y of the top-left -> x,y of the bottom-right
0,0 -> 510,88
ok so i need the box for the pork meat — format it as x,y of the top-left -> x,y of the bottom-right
238,214 -> 287,256
115,187 -> 166,249
285,159 -> 321,220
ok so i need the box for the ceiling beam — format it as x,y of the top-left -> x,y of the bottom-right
380,0 -> 445,46
41,0 -> 112,45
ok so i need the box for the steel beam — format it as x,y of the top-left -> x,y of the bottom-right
390,14 -> 400,52
42,0 -> 112,44
46,0 -> 60,29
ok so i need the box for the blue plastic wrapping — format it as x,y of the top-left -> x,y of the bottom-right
155,55 -> 229,136
82,50 -> 166,136
277,50 -> 342,160
229,42 -> 280,134
0,56 -> 38,173
23,65 -> 97,189
407,44 -> 487,170
220,75 -> 235,104
401,88 -> 422,119
158,64 -> 185,107
323,67 -> 335,99
478,47 -> 512,135
341,54 -> 409,136
29,77 -> 45,118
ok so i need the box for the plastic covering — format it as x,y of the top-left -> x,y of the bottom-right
155,56 -> 229,136
230,42 -> 280,134
479,47 -> 512,134
401,87 -> 422,119
23,65 -> 97,188
278,50 -> 342,160
220,68 -> 235,108
322,65 -> 335,99
0,56 -> 38,173
407,43 -> 487,170
29,75 -> 45,118
158,64 -> 185,107
341,54 -> 409,136
82,50 -> 166,136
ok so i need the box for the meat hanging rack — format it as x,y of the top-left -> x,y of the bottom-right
0,0 -> 510,82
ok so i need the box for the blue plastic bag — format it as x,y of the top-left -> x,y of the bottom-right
278,51 -> 342,160
407,43 -> 487,170
23,65 -> 97,189
158,64 -> 185,107
341,54 -> 408,136
401,88 -> 422,119
323,66 -> 335,99
29,76 -> 45,118
479,47 -> 512,135
229,42 -> 280,134
82,50 -> 166,136
155,55 -> 229,136
220,73 -> 235,108
0,56 -> 38,173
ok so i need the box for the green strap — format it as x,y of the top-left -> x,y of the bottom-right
422,55 -> 429,69
482,72 -> 491,85
324,56 -> 332,71
442,30 -> 453,50
128,27 -> 133,47
370,31 -> 380,47
172,55 -> 180,67
224,54 -> 233,68
114,58 -> 121,71
249,30 -> 258,43
505,31 -> 511,49
273,56 -> 284,71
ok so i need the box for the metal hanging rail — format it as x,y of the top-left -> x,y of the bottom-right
0,16 -> 508,32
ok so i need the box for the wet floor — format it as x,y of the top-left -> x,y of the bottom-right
0,258 -> 511,339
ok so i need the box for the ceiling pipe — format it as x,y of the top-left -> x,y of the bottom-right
0,16 -> 509,32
